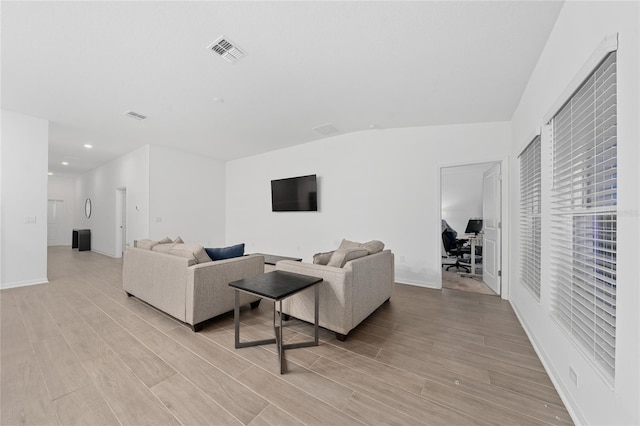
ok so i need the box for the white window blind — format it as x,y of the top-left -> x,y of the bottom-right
520,135 -> 542,300
550,51 -> 617,382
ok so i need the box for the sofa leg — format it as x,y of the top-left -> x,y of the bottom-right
282,314 -> 290,321
191,322 -> 204,332
250,300 -> 261,309
125,292 -> 133,297
335,332 -> 347,342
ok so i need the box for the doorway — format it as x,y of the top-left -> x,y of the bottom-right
115,188 -> 127,257
47,199 -> 65,246
440,161 -> 502,296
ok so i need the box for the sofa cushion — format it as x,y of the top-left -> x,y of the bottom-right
327,248 -> 369,268
169,243 -> 211,264
137,239 -> 158,250
205,243 -> 245,261
313,251 -> 334,265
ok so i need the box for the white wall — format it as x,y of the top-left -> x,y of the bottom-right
149,145 -> 226,247
75,145 -> 150,257
441,162 -> 495,236
1,110 -> 49,288
509,2 -> 639,425
47,175 -> 76,246
226,122 -> 511,288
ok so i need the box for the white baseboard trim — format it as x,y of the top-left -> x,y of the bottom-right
510,302 -> 584,426
91,249 -> 119,258
1,278 -> 49,290
394,278 -> 440,289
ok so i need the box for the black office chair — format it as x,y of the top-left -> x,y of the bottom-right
441,220 -> 471,272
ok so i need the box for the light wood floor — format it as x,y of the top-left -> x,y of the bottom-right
441,270 -> 497,296
1,246 -> 573,425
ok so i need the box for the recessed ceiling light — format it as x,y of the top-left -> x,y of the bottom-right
84,144 -> 93,149
48,172 -> 53,175
213,97 -> 225,104
61,161 -> 69,165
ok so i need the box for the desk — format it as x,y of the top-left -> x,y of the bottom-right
469,236 -> 481,275
229,270 -> 322,374
458,235 -> 482,277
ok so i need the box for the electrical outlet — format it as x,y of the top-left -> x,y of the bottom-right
24,216 -> 36,224
155,217 -> 162,223
569,367 -> 578,386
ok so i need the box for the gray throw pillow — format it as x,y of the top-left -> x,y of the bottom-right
313,251 -> 334,265
169,243 -> 212,264
136,239 -> 158,250
327,248 -> 369,268
173,236 -> 184,244
152,243 -> 173,253
362,240 -> 385,254
338,239 -> 362,250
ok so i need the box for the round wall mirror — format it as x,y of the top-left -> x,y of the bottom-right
85,198 -> 92,218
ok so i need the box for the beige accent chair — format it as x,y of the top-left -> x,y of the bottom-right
276,247 -> 394,340
123,247 -> 264,331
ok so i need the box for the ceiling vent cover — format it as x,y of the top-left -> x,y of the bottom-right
209,36 -> 245,64
312,123 -> 339,136
124,111 -> 147,120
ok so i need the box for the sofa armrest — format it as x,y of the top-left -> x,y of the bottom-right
123,247 -> 191,321
345,250 -> 394,326
276,260 -> 354,334
185,254 -> 264,325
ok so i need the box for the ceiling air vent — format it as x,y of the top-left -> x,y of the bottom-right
312,123 -> 339,136
124,111 -> 147,121
209,36 -> 245,64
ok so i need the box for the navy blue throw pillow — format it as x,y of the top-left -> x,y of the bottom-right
205,243 -> 245,261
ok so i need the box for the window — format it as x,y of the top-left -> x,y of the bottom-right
520,135 -> 542,300
550,51 -> 617,382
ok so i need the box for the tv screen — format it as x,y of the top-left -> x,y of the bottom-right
271,174 -> 318,212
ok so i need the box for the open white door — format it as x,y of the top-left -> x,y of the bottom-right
482,163 -> 501,295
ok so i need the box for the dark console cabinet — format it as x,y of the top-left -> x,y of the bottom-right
72,229 -> 91,251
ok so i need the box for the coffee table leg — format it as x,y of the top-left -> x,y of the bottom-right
234,290 -> 240,348
234,294 -> 276,349
314,284 -> 319,345
278,300 -> 284,374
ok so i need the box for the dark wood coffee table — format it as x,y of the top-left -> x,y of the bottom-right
251,253 -> 303,265
229,270 -> 322,374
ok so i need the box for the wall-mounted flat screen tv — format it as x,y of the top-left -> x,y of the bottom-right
271,174 -> 318,212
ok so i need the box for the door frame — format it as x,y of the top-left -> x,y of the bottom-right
438,156 -> 510,300
115,187 -> 127,258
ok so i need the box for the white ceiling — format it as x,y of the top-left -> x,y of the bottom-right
1,1 -> 563,177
